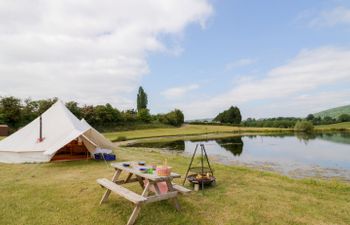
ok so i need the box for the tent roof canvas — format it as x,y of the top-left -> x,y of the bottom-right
0,100 -> 114,163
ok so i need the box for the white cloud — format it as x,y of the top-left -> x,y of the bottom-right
180,47 -> 350,119
309,6 -> 350,27
162,84 -> 199,99
242,90 -> 350,119
225,58 -> 256,71
0,0 -> 212,108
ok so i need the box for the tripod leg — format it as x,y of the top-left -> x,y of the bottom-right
182,144 -> 198,185
203,144 -> 214,176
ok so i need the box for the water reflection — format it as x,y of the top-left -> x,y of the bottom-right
244,132 -> 350,145
215,137 -> 244,156
130,137 -> 244,156
128,132 -> 350,153
127,132 -> 350,179
131,140 -> 185,151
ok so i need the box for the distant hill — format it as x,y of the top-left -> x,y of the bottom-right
185,118 -> 213,123
313,105 -> 350,118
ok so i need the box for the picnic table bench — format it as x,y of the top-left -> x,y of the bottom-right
97,161 -> 191,225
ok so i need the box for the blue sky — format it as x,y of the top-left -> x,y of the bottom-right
1,0 -> 350,119
143,0 -> 350,119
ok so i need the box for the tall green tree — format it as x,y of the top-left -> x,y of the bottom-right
214,106 -> 242,124
137,86 -> 148,111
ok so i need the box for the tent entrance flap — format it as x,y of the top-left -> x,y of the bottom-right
81,134 -> 98,153
50,139 -> 90,162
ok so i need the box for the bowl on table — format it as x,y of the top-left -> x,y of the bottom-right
139,167 -> 147,173
122,162 -> 130,167
138,161 -> 146,166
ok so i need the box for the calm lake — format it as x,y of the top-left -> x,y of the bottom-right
128,132 -> 350,180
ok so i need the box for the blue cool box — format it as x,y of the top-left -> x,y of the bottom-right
94,153 -> 116,161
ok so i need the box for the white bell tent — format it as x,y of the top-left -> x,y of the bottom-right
0,100 -> 115,163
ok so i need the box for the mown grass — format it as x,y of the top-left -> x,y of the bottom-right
104,124 -> 291,141
1,147 -> 349,225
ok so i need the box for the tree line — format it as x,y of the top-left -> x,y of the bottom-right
305,114 -> 350,125
242,114 -> 350,128
211,106 -> 350,128
0,87 -> 184,131
242,117 -> 299,128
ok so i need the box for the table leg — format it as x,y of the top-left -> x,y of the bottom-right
127,205 -> 141,225
165,179 -> 181,211
99,169 -> 122,205
127,180 -> 151,225
153,182 -> 161,195
136,175 -> 145,189
125,173 -> 133,183
142,181 -> 151,197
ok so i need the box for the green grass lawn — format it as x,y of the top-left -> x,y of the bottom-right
316,122 -> 350,130
104,124 -> 291,141
1,147 -> 349,225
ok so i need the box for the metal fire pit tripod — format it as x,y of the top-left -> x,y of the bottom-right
182,144 -> 215,191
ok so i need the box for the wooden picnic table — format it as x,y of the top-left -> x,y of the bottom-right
97,161 -> 190,225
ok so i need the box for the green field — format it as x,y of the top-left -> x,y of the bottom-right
316,122 -> 350,130
0,147 -> 349,225
2,123 -> 349,143
104,124 -> 291,141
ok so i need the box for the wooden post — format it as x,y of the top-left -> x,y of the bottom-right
194,184 -> 199,191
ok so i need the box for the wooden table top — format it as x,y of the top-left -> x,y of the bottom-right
111,161 -> 181,182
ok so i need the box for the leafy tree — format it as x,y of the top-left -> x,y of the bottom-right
294,120 -> 314,133
21,98 -> 40,124
137,86 -> 148,111
312,116 -> 322,125
323,116 -> 335,124
66,101 -> 82,119
159,109 -> 184,127
338,114 -> 350,122
137,108 -> 151,123
81,105 -> 96,125
94,104 -> 122,125
214,106 -> 242,124
121,109 -> 137,122
0,96 -> 22,128
36,98 -> 58,115
306,114 -> 315,121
